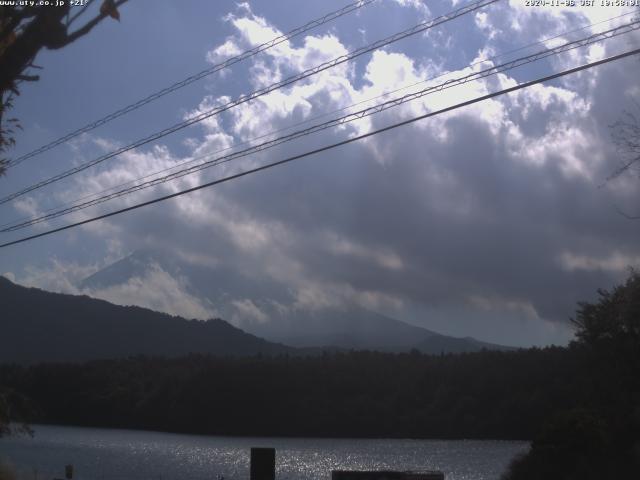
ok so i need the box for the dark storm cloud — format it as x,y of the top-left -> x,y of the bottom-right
12,1 -> 640,346
167,53 -> 640,325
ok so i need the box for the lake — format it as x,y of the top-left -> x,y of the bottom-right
0,425 -> 528,480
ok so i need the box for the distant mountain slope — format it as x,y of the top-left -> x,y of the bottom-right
78,250 -> 514,354
412,334 -> 514,355
76,249 -> 515,354
247,305 -> 439,350
0,277 -> 291,364
267,307 -> 514,353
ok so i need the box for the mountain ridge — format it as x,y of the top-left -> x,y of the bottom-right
77,249 -> 514,353
1,270 -> 514,365
0,276 -> 292,363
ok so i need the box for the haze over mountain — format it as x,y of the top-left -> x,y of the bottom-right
77,249 -> 513,353
0,276 -> 291,364
1,270 -> 510,364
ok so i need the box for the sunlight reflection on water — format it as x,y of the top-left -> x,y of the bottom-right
0,425 -> 528,480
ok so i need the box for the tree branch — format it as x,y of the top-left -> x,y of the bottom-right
59,0 -> 128,48
15,74 -> 39,82
614,205 -> 640,220
66,3 -> 93,28
607,107 -> 640,182
0,0 -> 129,174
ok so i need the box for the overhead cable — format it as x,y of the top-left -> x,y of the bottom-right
0,0 -> 500,205
4,17 -> 638,232
2,8 -> 632,231
5,0 -> 378,169
1,45 -> 638,249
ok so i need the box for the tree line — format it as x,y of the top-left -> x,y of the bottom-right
0,346 -> 585,440
1,271 -> 638,479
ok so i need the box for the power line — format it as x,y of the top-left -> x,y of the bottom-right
1,45 -> 638,250
1,9 -> 633,232
4,17 -> 638,233
0,7 -> 635,232
0,0 -> 500,206
5,0 -> 378,169
3,18 -> 638,232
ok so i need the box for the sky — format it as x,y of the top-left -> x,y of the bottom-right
1,0 -> 640,347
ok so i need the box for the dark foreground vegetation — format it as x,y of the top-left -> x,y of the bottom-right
0,276 -> 505,362
1,272 -> 639,479
1,347 -> 582,440
503,272 -> 640,479
0,276 -> 292,364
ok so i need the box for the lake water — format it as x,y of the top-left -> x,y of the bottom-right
0,425 -> 528,480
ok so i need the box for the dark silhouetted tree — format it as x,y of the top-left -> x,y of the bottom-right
0,387 -> 33,438
0,0 -> 127,432
503,271 -> 640,479
571,269 -> 640,347
0,0 -> 128,175
608,105 -> 640,219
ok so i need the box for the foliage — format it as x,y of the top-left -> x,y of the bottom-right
610,109 -> 640,184
0,0 -> 127,175
503,271 -> 640,479
608,106 -> 640,219
1,273 -> 639,480
0,387 -> 34,438
572,270 -> 640,347
0,347 -> 587,440
0,91 -> 19,176
0,276 -> 291,364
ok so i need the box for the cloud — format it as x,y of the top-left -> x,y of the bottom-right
392,0 -> 430,17
508,0 -> 633,27
475,11 -> 499,40
109,5 -> 638,340
14,258 -> 216,321
207,39 -> 243,64
559,251 -> 640,273
324,232 -> 404,271
231,298 -> 269,325
12,196 -> 41,218
86,263 -> 217,320
8,1 -> 640,347
2,272 -> 16,282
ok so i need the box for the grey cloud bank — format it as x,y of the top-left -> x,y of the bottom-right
3,0 -> 640,348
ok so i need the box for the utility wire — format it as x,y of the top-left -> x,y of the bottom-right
1,46 -> 638,250
3,17 -> 638,233
0,0 -> 500,206
5,0 -> 378,169
0,9 -> 634,231
1,8 -> 633,232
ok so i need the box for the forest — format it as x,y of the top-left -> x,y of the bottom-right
0,347 -> 583,440
1,272 -> 639,479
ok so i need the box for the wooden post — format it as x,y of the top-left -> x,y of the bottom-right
250,447 -> 275,480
